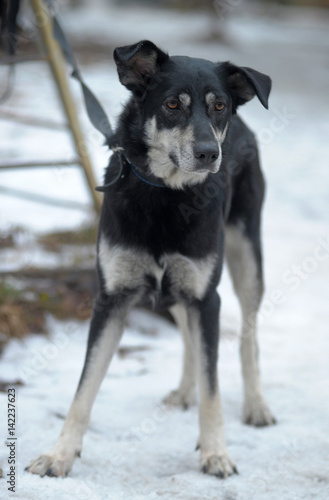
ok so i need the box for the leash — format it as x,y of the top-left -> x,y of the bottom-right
52,15 -> 167,191
52,16 -> 114,146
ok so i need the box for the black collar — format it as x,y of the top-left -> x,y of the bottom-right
128,158 -> 167,188
96,152 -> 168,192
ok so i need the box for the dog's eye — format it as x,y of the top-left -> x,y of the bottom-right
167,100 -> 179,110
215,102 -> 225,111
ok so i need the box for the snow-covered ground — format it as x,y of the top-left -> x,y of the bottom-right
1,1 -> 329,499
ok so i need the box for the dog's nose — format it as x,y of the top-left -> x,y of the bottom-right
194,141 -> 219,163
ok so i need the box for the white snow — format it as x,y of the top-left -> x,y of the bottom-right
1,1 -> 329,499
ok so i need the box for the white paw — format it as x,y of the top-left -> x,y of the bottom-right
25,450 -> 78,477
163,386 -> 196,409
243,398 -> 276,427
200,450 -> 238,478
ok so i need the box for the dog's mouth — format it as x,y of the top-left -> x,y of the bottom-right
169,152 -> 221,176
186,163 -> 221,175
177,167 -> 218,177
160,161 -> 221,187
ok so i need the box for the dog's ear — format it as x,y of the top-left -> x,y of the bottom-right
223,62 -> 272,111
113,40 -> 169,93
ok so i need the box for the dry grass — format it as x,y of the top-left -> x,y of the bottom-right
38,225 -> 97,251
0,279 -> 94,353
0,225 -> 98,352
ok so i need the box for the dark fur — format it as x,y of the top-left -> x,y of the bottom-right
88,39 -> 269,439
26,40 -> 273,479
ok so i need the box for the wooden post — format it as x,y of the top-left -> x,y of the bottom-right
30,0 -> 102,213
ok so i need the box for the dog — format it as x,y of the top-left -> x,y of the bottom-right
26,40 -> 276,479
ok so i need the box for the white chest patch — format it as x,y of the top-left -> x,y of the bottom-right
99,235 -> 217,301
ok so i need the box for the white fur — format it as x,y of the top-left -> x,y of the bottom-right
211,123 -> 229,145
164,252 -> 217,300
99,235 -> 217,300
178,92 -> 191,107
205,91 -> 216,107
99,236 -> 162,293
164,304 -> 197,407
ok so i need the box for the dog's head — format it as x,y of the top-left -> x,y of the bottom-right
114,40 -> 271,189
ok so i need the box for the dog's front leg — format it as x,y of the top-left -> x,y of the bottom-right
190,292 -> 237,478
163,304 -> 197,408
26,292 -> 130,477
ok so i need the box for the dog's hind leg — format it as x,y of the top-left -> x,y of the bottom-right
26,292 -> 131,477
225,224 -> 276,426
163,304 -> 197,408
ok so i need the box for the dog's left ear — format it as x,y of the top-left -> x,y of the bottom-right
113,40 -> 169,93
223,62 -> 272,111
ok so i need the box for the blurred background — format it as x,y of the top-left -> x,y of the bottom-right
0,1 -> 328,498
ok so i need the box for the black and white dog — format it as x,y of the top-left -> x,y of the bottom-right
27,40 -> 276,479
